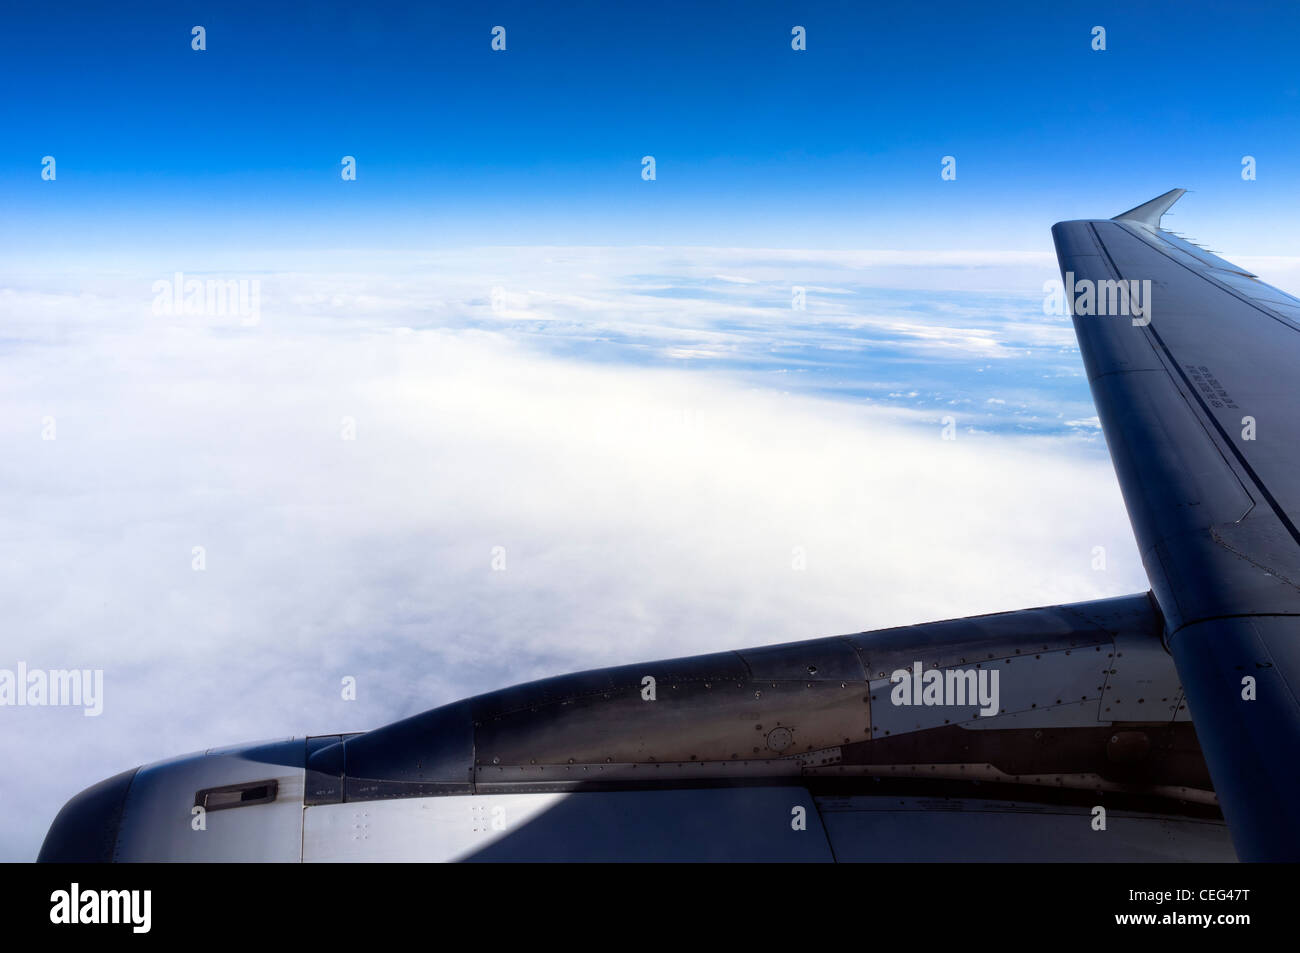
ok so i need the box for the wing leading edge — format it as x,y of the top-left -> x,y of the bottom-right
1053,193 -> 1300,860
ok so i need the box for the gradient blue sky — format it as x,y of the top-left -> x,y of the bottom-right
4,0 -> 1300,257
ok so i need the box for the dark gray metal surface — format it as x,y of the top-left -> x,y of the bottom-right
293,594 -> 1216,817
1053,197 -> 1300,860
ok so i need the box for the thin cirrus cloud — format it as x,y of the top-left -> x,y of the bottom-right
0,246 -> 1146,860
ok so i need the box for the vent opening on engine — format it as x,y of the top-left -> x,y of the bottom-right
194,779 -> 279,812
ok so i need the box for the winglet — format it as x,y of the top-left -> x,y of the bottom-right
1112,188 -> 1187,227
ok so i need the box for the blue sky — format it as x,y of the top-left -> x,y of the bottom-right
4,0 -> 1300,255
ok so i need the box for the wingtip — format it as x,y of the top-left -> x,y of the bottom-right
1112,188 -> 1188,227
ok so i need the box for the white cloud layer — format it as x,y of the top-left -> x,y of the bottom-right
0,253 -> 1145,860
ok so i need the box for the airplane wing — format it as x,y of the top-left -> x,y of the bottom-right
1053,192 -> 1300,860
